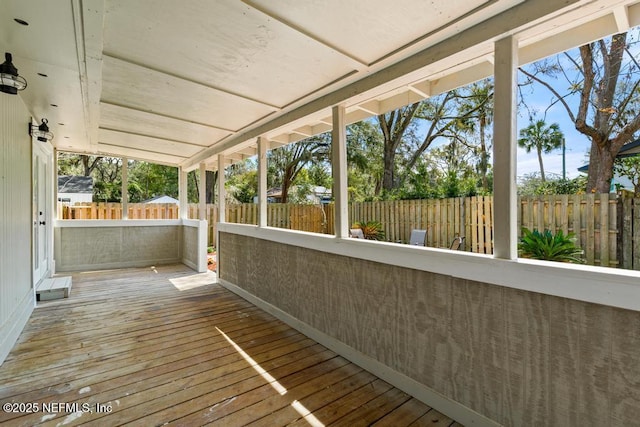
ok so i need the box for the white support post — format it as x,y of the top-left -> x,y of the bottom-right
218,154 -> 226,223
121,157 -> 128,220
493,36 -> 518,260
53,148 -> 59,221
199,162 -> 206,220
258,137 -> 268,227
179,167 -> 188,220
331,105 -> 348,239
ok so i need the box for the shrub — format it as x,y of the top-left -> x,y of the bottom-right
352,221 -> 386,241
518,227 -> 585,263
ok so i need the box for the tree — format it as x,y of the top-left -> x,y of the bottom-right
269,134 -> 330,203
457,80 -> 494,192
230,170 -> 258,203
346,120 -> 383,199
614,156 -> 640,195
377,103 -> 421,192
517,173 -> 587,196
127,161 -> 178,202
376,87 -> 493,195
517,120 -> 564,182
520,30 -> 640,192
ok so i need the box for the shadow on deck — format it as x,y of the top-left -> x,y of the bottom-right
0,264 -> 462,426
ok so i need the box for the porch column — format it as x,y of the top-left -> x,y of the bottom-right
257,137 -> 268,227
331,104 -> 348,238
199,162 -> 206,220
218,154 -> 226,223
121,157 -> 128,220
53,148 -> 59,220
179,167 -> 188,219
493,35 -> 518,259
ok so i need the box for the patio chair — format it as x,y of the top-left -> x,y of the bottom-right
449,236 -> 465,250
409,229 -> 427,246
349,228 -> 365,239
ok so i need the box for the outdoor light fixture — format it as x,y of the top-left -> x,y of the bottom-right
29,118 -> 53,142
0,52 -> 27,95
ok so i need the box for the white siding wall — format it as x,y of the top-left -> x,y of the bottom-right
0,94 -> 34,365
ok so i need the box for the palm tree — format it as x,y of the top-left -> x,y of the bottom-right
458,80 -> 494,192
517,119 -> 564,182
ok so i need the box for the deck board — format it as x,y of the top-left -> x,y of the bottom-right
0,264 -> 462,426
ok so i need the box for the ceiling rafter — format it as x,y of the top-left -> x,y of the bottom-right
99,127 -> 208,149
241,0 -> 370,70
355,101 -> 380,116
97,141 -> 190,158
614,6 -> 630,32
99,101 -> 238,133
95,143 -> 188,166
102,53 -> 283,112
407,82 -> 430,99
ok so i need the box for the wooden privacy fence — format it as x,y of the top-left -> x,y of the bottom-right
619,192 -> 640,270
59,194 -> 640,269
61,202 -> 179,220
350,195 -> 620,266
350,197 -> 493,253
519,194 -> 618,267
186,203 -> 334,246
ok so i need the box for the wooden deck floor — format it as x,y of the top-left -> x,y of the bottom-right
0,264 -> 462,426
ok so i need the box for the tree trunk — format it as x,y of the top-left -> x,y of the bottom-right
382,144 -> 396,191
206,170 -> 217,203
537,147 -> 545,182
587,141 -> 615,193
81,155 -> 102,177
479,116 -> 488,191
281,178 -> 290,204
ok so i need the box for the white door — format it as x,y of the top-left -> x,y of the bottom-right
33,143 -> 51,285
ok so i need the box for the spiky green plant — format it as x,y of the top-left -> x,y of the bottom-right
518,228 -> 585,263
352,221 -> 386,241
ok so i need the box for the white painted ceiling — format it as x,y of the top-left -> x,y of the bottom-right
1,0 -> 639,170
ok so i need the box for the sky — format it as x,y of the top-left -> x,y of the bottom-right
515,97 -> 590,181
514,71 -> 591,181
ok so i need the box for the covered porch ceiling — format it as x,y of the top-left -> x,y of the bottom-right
1,0 -> 639,171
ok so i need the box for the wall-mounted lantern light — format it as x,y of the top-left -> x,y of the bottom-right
0,52 -> 27,95
29,118 -> 53,142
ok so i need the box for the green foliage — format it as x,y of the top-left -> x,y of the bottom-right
614,156 -> 640,195
517,120 -> 564,154
231,183 -> 257,204
352,221 -> 386,241
57,154 -> 190,203
229,169 -> 257,203
518,173 -> 587,196
439,170 -> 478,198
518,227 -> 585,263
127,161 -> 179,202
517,119 -> 564,181
268,134 -> 331,203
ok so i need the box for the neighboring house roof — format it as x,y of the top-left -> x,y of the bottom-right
58,176 -> 93,194
143,195 -> 179,204
578,139 -> 640,172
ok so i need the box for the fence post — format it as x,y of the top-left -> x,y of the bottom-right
619,192 -> 630,269
634,197 -> 640,270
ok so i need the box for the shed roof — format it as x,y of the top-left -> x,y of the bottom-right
57,176 -> 93,194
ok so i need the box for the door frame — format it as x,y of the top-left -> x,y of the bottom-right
32,135 -> 54,287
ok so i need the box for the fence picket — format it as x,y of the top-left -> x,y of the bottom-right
634,199 -> 640,270
600,194 -> 609,267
